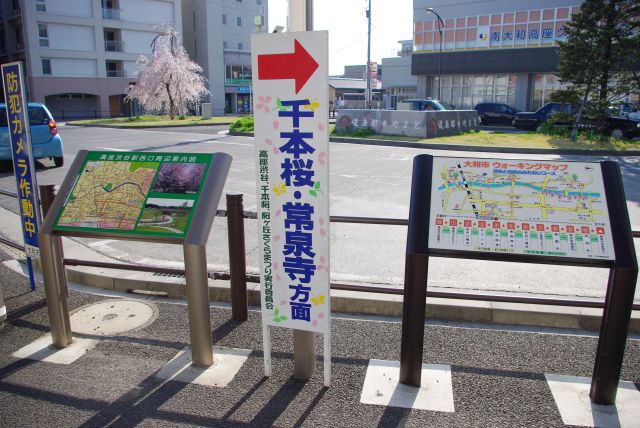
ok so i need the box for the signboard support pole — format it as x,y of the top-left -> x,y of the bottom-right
39,232 -> 72,348
287,0 -> 318,383
184,243 -> 214,367
589,161 -> 638,405
400,154 -> 433,387
293,330 -> 315,379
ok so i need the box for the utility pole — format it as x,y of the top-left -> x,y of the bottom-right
366,0 -> 371,109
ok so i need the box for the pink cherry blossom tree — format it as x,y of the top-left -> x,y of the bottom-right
125,24 -> 209,119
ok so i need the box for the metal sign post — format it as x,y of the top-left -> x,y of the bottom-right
253,0 -> 332,387
400,155 -> 637,406
39,150 -> 232,363
1,62 -> 43,291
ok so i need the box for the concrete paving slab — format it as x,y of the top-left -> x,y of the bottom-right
360,359 -> 455,412
545,374 -> 640,428
156,346 -> 252,387
11,334 -> 99,364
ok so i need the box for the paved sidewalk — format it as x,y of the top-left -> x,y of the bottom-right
1,247 -> 639,427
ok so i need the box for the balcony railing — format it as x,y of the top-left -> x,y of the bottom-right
104,40 -> 124,52
106,69 -> 126,77
102,8 -> 121,20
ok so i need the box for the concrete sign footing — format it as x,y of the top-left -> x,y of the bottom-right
545,374 -> 640,427
156,346 -> 251,387
360,359 -> 455,412
12,334 -> 99,364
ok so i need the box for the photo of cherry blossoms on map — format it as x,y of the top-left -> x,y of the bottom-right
135,198 -> 194,235
151,162 -> 206,194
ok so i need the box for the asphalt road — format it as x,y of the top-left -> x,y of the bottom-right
1,247 -> 639,427
0,125 -> 638,300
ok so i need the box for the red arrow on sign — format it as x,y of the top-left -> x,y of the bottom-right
258,39 -> 319,94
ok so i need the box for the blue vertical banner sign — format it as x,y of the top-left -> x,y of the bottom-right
1,62 -> 42,290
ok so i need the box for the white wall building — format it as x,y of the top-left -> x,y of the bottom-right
0,0 -> 181,119
181,0 -> 267,115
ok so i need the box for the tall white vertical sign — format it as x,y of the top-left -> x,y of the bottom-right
252,30 -> 331,385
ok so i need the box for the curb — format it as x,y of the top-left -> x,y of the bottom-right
40,259 -> 640,333
66,121 -> 236,129
229,131 -> 640,156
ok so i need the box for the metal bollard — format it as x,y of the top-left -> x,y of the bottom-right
39,184 -> 56,220
226,194 -> 248,322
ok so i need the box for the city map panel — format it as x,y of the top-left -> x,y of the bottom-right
428,157 -> 615,260
54,152 -> 213,238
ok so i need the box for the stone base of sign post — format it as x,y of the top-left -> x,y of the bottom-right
293,330 -> 315,379
546,374 -> 640,427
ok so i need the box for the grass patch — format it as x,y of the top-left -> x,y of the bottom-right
229,116 -> 254,132
334,129 -> 640,151
68,115 -> 242,128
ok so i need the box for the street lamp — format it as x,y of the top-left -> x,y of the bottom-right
426,7 -> 444,100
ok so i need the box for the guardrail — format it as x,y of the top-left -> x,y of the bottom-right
0,186 -> 638,312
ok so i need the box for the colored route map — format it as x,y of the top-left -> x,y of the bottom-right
57,160 -> 158,230
53,151 -> 214,238
428,157 -> 615,260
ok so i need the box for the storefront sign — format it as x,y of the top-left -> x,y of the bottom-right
252,31 -> 330,334
428,157 -> 615,260
53,151 -> 214,239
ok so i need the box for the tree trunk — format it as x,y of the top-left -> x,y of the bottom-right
166,82 -> 175,120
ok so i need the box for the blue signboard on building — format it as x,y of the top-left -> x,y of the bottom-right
237,86 -> 252,94
1,62 -> 42,289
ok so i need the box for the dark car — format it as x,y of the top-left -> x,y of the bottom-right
605,116 -> 640,140
513,102 -> 574,130
474,103 -> 519,125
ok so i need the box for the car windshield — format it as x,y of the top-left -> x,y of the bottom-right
435,100 -> 452,110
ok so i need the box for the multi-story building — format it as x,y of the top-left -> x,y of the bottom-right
181,0 -> 267,115
1,0 -> 182,119
381,40 -> 417,109
411,0 -> 582,111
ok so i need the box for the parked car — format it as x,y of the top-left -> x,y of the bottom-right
474,103 -> 520,125
397,98 -> 452,111
0,102 -> 64,167
605,115 -> 640,140
513,102 -> 573,130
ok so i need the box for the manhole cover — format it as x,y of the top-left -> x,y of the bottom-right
70,299 -> 157,336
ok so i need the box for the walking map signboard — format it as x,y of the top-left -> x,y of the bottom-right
53,151 -> 214,240
428,157 -> 615,260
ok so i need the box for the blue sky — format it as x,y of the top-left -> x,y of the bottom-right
268,0 -> 413,75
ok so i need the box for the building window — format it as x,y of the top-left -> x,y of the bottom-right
222,14 -> 227,25
225,64 -> 252,85
238,42 -> 243,51
237,16 -> 242,27
223,40 -> 228,49
39,24 -> 49,47
257,0 -> 262,4
36,0 -> 46,12
42,59 -> 51,75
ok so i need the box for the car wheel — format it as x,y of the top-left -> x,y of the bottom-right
53,156 -> 64,167
611,128 -> 625,140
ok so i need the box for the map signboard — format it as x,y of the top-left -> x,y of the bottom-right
53,151 -> 213,239
252,31 -> 330,334
428,157 -> 615,260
